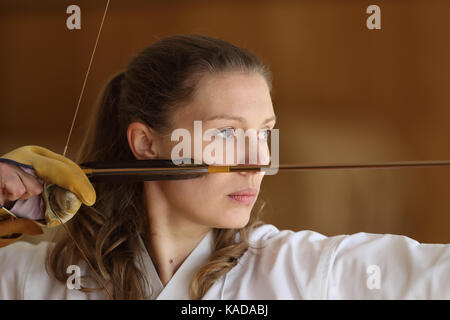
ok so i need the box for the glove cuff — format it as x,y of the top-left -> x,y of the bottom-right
0,158 -> 33,169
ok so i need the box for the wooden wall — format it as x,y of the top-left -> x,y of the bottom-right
1,0 -> 449,242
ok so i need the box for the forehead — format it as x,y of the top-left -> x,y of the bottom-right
172,71 -> 274,127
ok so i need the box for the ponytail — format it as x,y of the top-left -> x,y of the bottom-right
76,72 -> 129,164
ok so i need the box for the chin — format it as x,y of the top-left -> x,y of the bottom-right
214,210 -> 252,229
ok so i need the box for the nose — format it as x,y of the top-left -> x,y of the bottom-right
238,141 -> 268,179
237,168 -> 264,190
237,169 -> 264,179
234,133 -> 271,166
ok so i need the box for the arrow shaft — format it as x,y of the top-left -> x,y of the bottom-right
81,160 -> 450,182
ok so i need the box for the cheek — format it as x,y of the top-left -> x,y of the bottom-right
159,174 -> 255,228
160,175 -> 227,212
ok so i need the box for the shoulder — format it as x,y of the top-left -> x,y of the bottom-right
247,224 -> 345,258
249,223 -> 332,243
220,225 -> 346,299
246,224 -> 346,286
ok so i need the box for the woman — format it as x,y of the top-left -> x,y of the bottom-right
0,35 -> 448,299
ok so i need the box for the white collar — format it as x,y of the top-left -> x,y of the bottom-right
135,230 -> 214,300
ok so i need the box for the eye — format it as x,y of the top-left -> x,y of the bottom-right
258,129 -> 271,141
216,127 -> 236,139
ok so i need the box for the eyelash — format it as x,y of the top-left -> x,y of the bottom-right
216,127 -> 271,141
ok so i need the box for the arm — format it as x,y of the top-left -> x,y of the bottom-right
327,232 -> 450,299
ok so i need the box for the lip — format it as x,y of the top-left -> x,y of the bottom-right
227,188 -> 259,204
228,188 -> 259,196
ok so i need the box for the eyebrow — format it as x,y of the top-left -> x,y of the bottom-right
204,114 -> 277,125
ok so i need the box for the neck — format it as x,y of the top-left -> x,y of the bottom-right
142,183 -> 211,286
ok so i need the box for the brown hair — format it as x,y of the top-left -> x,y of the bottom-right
47,34 -> 271,299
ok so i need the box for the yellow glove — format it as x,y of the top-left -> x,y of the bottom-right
0,146 -> 96,244
1,146 -> 95,206
0,217 -> 43,248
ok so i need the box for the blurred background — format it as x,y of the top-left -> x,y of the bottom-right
1,0 -> 449,243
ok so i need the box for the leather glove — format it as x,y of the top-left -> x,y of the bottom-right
0,146 -> 96,247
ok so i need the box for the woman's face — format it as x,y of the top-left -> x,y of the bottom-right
143,71 -> 276,229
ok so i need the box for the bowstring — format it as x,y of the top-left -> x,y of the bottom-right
63,0 -> 111,157
59,0 -> 113,299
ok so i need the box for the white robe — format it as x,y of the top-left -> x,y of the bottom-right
0,224 -> 449,299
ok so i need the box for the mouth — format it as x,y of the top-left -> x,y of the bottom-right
227,188 -> 259,205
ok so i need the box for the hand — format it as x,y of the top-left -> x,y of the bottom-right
0,162 -> 43,207
0,146 -> 96,227
1,146 -> 96,206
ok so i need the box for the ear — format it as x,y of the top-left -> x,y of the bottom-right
127,121 -> 159,160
